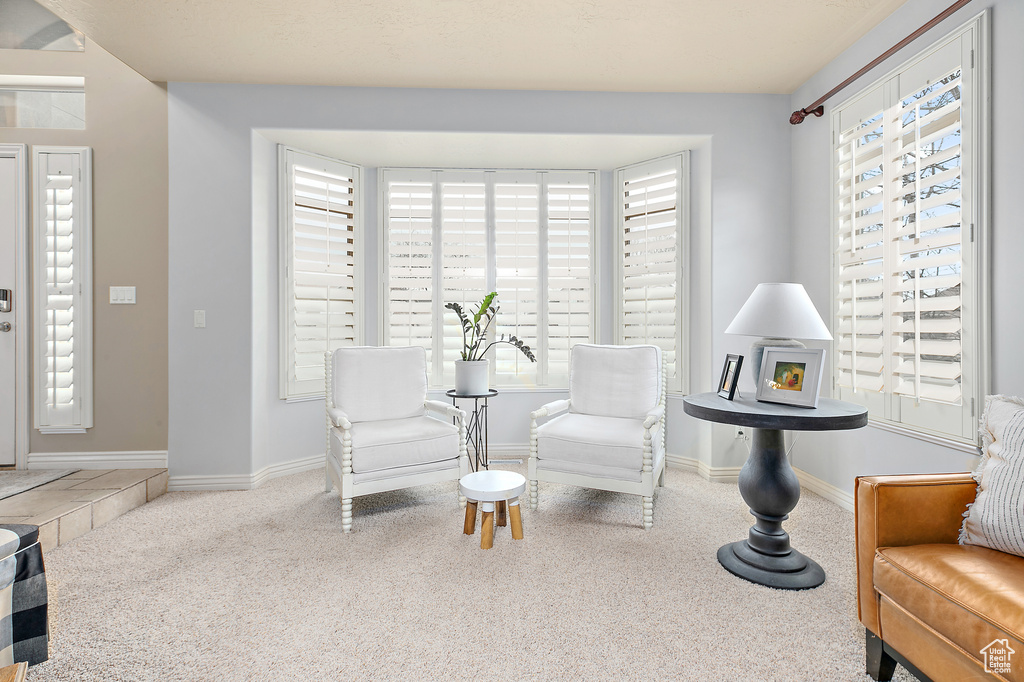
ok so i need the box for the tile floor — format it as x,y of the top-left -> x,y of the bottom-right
0,469 -> 167,552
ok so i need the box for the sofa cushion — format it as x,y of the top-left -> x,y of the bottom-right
536,413 -> 663,471
331,346 -> 427,423
961,395 -> 1024,558
569,344 -> 661,419
331,416 -> 458,474
874,544 -> 1024,667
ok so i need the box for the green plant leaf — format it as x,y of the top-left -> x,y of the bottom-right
473,292 -> 497,326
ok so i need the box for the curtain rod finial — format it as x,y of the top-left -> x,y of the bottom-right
789,106 -> 825,125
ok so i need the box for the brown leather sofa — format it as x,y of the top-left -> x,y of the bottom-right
856,473 -> 1024,681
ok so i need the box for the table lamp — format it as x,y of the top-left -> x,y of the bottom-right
724,283 -> 832,384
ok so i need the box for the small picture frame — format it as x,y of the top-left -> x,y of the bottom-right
717,354 -> 743,400
755,347 -> 826,408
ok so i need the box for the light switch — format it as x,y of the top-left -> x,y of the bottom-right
194,310 -> 206,328
109,286 -> 136,304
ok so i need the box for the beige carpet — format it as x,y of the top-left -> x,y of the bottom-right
29,465 -> 918,681
0,470 -> 78,501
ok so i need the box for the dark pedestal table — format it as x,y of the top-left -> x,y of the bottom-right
683,393 -> 867,590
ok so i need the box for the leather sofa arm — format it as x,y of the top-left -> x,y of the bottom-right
855,473 -> 977,635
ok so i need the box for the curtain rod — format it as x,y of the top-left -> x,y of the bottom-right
790,0 -> 974,124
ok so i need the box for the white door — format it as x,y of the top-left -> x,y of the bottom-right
0,153 -> 21,465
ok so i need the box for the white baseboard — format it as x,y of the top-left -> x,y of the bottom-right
168,454 -> 327,491
488,444 -> 529,462
251,454 -> 325,488
27,450 -> 168,470
489,449 -> 743,482
666,454 -> 742,483
793,466 -> 854,512
167,473 -> 253,492
162,446 -> 855,511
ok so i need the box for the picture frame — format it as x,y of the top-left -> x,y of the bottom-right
755,347 -> 825,408
717,354 -> 743,400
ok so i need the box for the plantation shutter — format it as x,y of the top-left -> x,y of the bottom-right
617,154 -> 687,392
889,46 -> 968,433
834,92 -> 887,416
385,174 -> 435,378
34,147 -> 92,431
382,168 -> 595,389
440,176 -> 488,387
831,24 -> 981,444
493,174 -> 539,385
546,173 -> 594,383
280,148 -> 360,399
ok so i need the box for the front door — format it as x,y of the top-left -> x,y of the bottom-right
0,150 -> 23,466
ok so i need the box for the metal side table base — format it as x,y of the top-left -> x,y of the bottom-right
447,389 -> 498,471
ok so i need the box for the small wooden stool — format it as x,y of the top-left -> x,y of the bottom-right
459,471 -> 526,549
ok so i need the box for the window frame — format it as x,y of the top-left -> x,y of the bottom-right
379,167 -> 598,390
613,152 -> 690,395
277,146 -> 364,401
33,145 -> 92,432
828,12 -> 989,448
0,75 -> 85,130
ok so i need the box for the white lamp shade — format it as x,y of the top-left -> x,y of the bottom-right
724,283 -> 833,341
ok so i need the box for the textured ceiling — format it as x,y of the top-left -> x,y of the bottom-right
39,0 -> 909,93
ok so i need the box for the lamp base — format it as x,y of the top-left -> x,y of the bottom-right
749,337 -> 805,386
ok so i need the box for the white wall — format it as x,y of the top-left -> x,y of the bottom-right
788,0 -> 1024,495
168,85 -> 793,481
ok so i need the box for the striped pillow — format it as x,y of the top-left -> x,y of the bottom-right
960,395 -> 1024,557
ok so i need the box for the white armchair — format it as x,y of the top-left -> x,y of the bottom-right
324,346 -> 471,533
529,344 -> 667,529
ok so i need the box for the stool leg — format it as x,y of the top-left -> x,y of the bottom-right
496,499 -> 507,527
509,498 -> 524,540
463,500 -> 478,535
480,501 -> 495,549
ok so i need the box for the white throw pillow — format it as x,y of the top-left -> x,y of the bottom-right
960,395 -> 1024,557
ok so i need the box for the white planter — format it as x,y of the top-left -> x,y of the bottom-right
455,360 -> 489,395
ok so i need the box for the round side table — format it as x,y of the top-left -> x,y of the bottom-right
459,470 -> 526,549
683,392 -> 867,590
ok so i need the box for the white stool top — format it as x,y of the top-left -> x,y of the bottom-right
460,470 -> 527,502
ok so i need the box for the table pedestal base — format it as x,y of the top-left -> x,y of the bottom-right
717,541 -> 825,590
720,427 -> 826,590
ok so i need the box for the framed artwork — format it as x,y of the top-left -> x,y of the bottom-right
717,354 -> 743,400
755,348 -> 825,408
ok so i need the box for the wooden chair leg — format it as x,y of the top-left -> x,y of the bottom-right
496,500 -> 507,527
509,499 -> 524,540
463,501 -> 478,535
480,502 -> 495,549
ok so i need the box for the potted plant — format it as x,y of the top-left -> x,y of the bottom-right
446,292 -> 536,395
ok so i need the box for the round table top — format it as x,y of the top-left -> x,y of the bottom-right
682,392 -> 868,432
459,470 -> 527,501
446,389 -> 499,399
